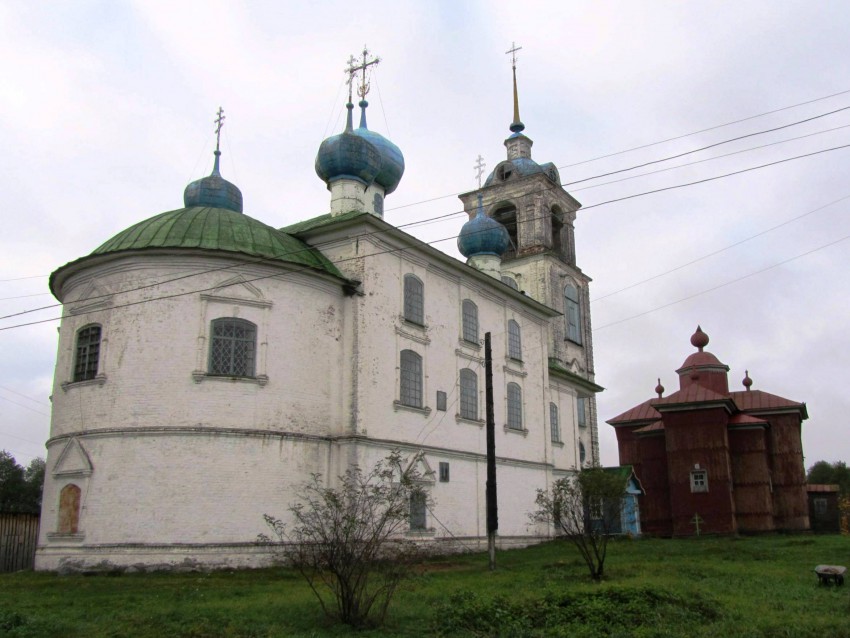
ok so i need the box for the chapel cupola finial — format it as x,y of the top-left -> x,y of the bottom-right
474,154 -> 486,189
346,45 -> 381,128
506,41 -> 525,134
183,107 -> 243,213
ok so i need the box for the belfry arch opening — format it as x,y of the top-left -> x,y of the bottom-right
551,206 -> 565,259
492,203 -> 518,259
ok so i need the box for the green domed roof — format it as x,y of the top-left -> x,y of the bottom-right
51,206 -> 344,297
92,206 -> 342,276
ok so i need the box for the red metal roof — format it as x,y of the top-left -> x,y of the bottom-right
806,484 -> 839,493
653,384 -> 731,407
729,389 -> 806,414
607,399 -> 661,425
727,413 -> 768,427
633,421 -> 665,433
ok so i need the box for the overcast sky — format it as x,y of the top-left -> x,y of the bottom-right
1,1 -> 848,469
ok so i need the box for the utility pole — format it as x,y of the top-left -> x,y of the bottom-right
485,332 -> 498,570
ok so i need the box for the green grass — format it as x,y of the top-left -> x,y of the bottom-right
1,535 -> 848,637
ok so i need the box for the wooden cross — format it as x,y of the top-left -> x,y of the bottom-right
505,41 -> 522,69
474,155 -> 486,188
214,107 -> 225,152
690,512 -> 704,536
345,46 -> 380,100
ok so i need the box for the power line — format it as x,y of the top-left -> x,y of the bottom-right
0,385 -> 50,406
2,140 -> 849,332
590,193 -> 850,303
594,232 -> 850,331
564,105 -> 850,187
0,395 -> 51,418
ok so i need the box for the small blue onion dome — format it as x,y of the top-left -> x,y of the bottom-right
458,194 -> 511,258
315,102 -> 384,187
183,150 -> 243,213
351,100 -> 405,194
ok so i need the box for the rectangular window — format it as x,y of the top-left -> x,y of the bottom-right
400,350 -> 423,408
550,402 -> 561,443
209,318 -> 257,377
403,274 -> 424,325
690,470 -> 708,493
813,497 -> 827,516
507,383 -> 523,430
410,491 -> 427,531
74,325 -> 102,382
439,462 -> 450,483
577,397 -> 587,428
436,391 -> 447,412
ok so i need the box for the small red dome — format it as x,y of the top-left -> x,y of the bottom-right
690,325 -> 709,351
742,370 -> 753,390
655,378 -> 665,397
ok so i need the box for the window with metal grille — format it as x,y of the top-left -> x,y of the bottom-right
459,368 -> 478,420
462,299 -> 478,343
209,318 -> 256,377
507,319 -> 522,360
690,470 -> 708,493
74,324 -> 102,382
550,402 -> 560,442
403,274 -> 424,325
577,397 -> 587,428
399,349 -> 423,408
409,491 -> 427,530
436,390 -> 447,411
439,462 -> 450,482
507,382 -> 522,430
565,283 -> 582,344
580,441 -> 586,464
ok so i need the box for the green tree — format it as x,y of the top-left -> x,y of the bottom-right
533,467 -> 628,581
0,451 -> 44,513
261,451 -> 425,628
807,460 -> 850,495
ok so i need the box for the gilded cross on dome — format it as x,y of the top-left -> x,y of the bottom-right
474,155 -> 486,188
345,46 -> 381,101
214,107 -> 225,153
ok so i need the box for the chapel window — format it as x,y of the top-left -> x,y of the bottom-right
507,382 -> 523,430
579,442 -> 586,464
565,283 -> 582,345
403,274 -> 424,325
439,462 -> 450,483
209,318 -> 256,377
58,484 -> 81,534
550,402 -> 561,443
399,350 -> 423,408
73,324 -> 102,382
690,469 -> 709,493
459,368 -> 478,421
462,299 -> 478,344
507,320 -> 522,361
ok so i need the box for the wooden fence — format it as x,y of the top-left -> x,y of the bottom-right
0,512 -> 40,572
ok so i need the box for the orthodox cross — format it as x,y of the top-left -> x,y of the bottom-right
345,46 -> 380,101
690,512 -> 704,536
474,155 -> 486,188
214,107 -> 225,152
506,41 -> 522,70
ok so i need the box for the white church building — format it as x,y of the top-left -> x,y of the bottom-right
35,54 -> 602,571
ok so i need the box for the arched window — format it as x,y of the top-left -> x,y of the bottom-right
492,205 -> 518,259
58,484 -> 81,534
461,299 -> 478,343
579,442 -> 586,464
565,283 -> 582,344
403,274 -> 424,325
507,382 -> 522,430
501,275 -> 519,291
550,402 -> 560,443
209,318 -> 257,377
459,368 -> 478,420
508,320 -> 522,360
400,350 -> 423,408
74,324 -> 102,382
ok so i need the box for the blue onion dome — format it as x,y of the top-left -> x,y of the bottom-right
350,100 -> 405,194
183,150 -> 243,213
458,194 -> 511,258
484,158 -> 560,187
315,102 -> 383,187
